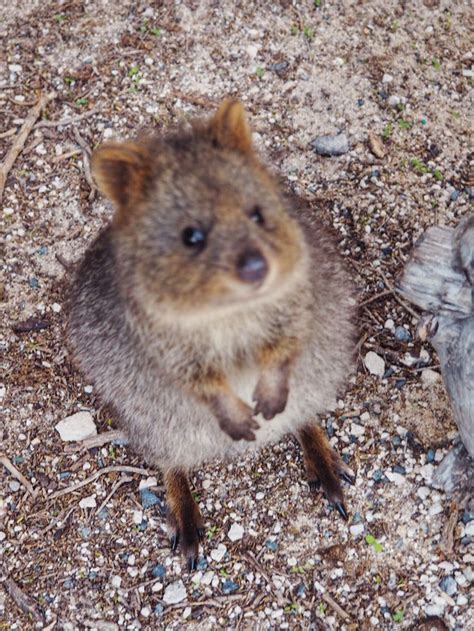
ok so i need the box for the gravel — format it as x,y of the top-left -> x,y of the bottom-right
1,1 -> 473,630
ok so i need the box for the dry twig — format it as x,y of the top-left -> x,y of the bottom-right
3,577 -> 43,622
49,465 -> 157,500
0,454 -> 36,496
95,474 -> 133,515
376,269 -> 419,319
35,106 -> 98,128
0,91 -> 56,202
72,125 -> 96,200
64,429 -> 126,453
0,128 -> 17,139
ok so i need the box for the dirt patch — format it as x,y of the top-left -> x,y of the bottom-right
1,1 -> 473,629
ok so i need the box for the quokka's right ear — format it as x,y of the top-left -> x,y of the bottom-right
91,141 -> 151,207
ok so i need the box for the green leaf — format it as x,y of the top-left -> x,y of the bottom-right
303,26 -> 314,40
393,610 -> 404,623
365,534 -> 375,545
432,58 -> 441,71
75,97 -> 88,107
432,168 -> 443,181
128,65 -> 140,77
255,66 -> 265,79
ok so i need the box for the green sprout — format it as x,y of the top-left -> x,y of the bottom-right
290,24 -> 299,35
284,603 -> 298,614
382,123 -> 393,140
432,58 -> 441,71
54,14 -> 66,23
432,168 -> 443,181
398,118 -> 411,130
255,66 -> 265,79
393,610 -> 404,623
411,158 -> 429,174
303,26 -> 314,40
75,97 -> 88,107
365,533 -> 383,552
314,0 -> 322,7
128,65 -> 140,78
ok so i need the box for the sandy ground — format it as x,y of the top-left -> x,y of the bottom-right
1,1 -> 473,629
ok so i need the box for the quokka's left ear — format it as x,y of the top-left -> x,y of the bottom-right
208,99 -> 253,154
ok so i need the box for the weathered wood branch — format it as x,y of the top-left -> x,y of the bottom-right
398,217 -> 474,507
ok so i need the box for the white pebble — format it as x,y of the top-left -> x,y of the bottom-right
210,543 -> 227,562
364,351 -> 385,377
429,502 -> 443,516
421,369 -> 440,387
351,423 -> 365,437
111,575 -> 122,589
140,607 -> 151,618
385,471 -> 406,486
55,412 -> 97,441
425,603 -> 445,616
417,486 -> 430,500
382,73 -> 394,83
163,580 -> 187,604
350,524 -> 365,537
138,476 -> 158,490
79,495 -> 97,509
228,523 -> 244,542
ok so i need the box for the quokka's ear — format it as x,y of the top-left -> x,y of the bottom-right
208,99 -> 253,153
91,141 -> 151,207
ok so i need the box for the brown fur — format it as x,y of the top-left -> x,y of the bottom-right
67,100 -> 356,565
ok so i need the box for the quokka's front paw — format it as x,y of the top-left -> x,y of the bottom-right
218,400 -> 260,441
253,369 -> 289,420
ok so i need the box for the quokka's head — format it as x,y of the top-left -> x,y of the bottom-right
91,100 -> 306,317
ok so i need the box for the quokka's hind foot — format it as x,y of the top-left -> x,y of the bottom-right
298,423 -> 355,521
165,469 -> 204,571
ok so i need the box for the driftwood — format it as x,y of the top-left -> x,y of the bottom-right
398,216 -> 474,508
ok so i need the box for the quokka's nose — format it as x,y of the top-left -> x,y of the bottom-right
236,249 -> 268,283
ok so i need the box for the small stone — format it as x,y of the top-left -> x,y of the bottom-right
417,486 -> 430,500
392,464 -> 406,475
154,604 -> 164,615
55,412 -> 97,442
394,326 -> 411,342
228,523 -> 244,542
421,369 -> 440,387
51,303 -> 61,313
350,523 -> 365,537
222,579 -> 239,594
140,607 -> 151,618
210,543 -> 227,562
63,579 -> 74,589
368,133 -> 385,159
9,480 -> 21,492
350,423 -> 365,437
372,469 -> 383,482
111,575 -> 122,589
163,580 -> 186,604
0,532 -> 6,542
461,511 -> 472,524
439,576 -> 457,596
364,351 -> 385,377
426,449 -> 435,463
385,471 -> 406,486
424,603 -> 445,617
266,540 -> 278,551
138,476 -> 158,490
81,527 -> 91,539
29,277 -> 39,289
384,318 -> 395,331
311,133 -> 349,156
269,61 -> 289,72
388,95 -> 401,108
140,488 -> 162,509
382,73 -> 393,83
196,557 -> 208,570
450,190 -> 460,202
465,522 -> 474,536
457,594 -> 468,606
429,502 -> 443,516
152,564 -> 166,579
79,495 -> 97,509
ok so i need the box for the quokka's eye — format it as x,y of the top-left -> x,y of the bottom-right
181,226 -> 207,249
249,205 -> 265,225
